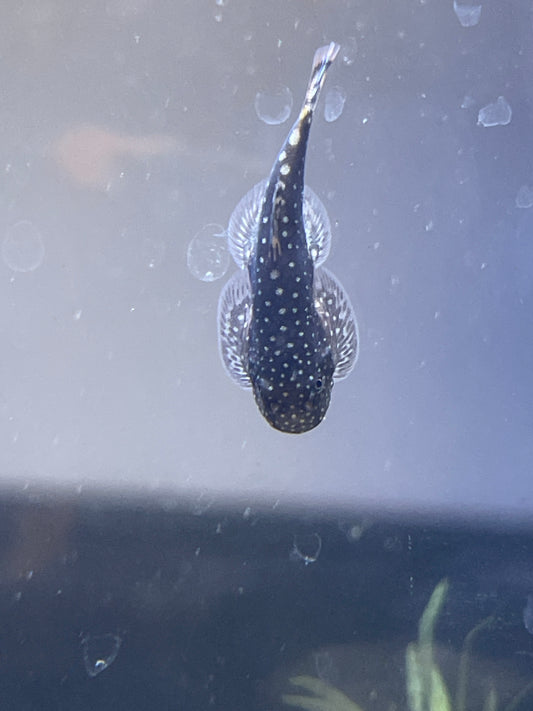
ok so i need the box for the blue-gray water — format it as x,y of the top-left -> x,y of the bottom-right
0,497 -> 532,710
1,0 -> 532,518
2,3 -> 533,708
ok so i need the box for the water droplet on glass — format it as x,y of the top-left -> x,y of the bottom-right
516,185 -> 533,209
290,532 -> 322,564
524,594 -> 533,634
192,490 -> 215,516
324,86 -> 347,123
383,535 -> 402,552
105,0 -> 151,19
461,95 -> 475,109
338,519 -> 368,543
81,633 -> 122,677
453,1 -> 482,27
314,649 -> 340,684
187,224 -> 229,282
254,85 -> 293,125
2,221 -> 45,273
477,96 -> 512,127
140,237 -> 166,268
341,37 -> 358,66
5,151 -> 33,191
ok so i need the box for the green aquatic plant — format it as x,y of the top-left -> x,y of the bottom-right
405,579 -> 452,711
282,580 -> 532,711
283,675 -> 366,711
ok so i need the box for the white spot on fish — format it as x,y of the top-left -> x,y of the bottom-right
289,128 -> 300,146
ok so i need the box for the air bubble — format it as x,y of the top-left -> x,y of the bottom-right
81,633 -> 122,677
2,221 -> 45,273
338,519 -> 368,543
453,1 -> 482,27
324,86 -> 347,123
516,185 -> 533,209
290,532 -> 322,564
254,85 -> 293,125
477,96 -> 512,127
314,649 -> 339,684
187,224 -> 229,282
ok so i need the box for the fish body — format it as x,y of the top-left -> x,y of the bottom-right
218,43 -> 358,433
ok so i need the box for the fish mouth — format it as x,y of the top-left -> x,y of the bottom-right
267,412 -> 325,434
253,382 -> 331,434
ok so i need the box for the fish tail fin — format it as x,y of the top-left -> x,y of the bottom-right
304,42 -> 340,112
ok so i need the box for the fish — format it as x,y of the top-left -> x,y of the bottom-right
218,42 -> 359,433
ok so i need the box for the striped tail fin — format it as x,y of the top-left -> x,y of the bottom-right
304,42 -> 341,112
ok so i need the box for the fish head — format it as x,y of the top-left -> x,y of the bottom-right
251,351 -> 335,434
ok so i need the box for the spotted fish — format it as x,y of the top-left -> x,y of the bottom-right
218,42 -> 359,433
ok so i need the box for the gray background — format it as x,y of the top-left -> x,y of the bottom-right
1,0 -> 532,518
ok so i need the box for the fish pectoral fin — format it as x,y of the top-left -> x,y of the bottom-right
217,269 -> 253,388
303,185 -> 332,267
227,179 -> 268,268
314,267 -> 359,380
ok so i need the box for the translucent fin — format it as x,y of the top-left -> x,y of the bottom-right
227,179 -> 267,268
217,270 -> 253,388
305,43 -> 341,112
303,185 -> 331,267
228,179 -> 331,268
314,267 -> 359,380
